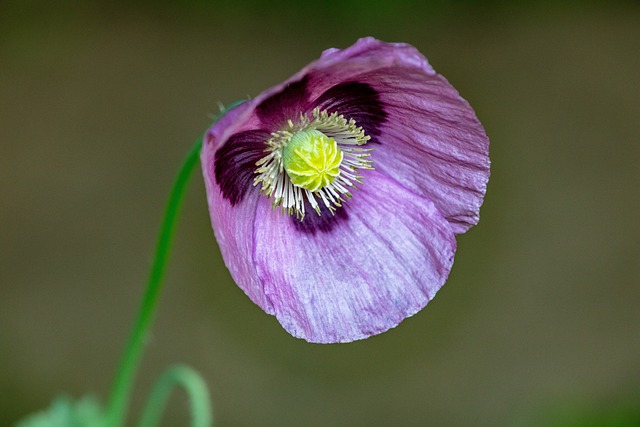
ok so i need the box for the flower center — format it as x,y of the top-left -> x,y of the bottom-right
254,108 -> 373,219
282,129 -> 343,193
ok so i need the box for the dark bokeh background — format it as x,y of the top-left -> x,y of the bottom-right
1,1 -> 639,425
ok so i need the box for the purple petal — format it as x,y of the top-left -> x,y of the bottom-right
251,171 -> 456,343
369,69 -> 489,234
201,103 -> 273,312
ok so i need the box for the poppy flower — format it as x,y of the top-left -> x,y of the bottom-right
201,37 -> 490,343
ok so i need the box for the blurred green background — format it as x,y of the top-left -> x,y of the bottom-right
1,1 -> 639,425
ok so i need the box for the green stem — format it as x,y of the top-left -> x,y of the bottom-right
137,365 -> 212,427
104,137 -> 203,427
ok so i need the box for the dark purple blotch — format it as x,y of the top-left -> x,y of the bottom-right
256,76 -> 310,130
291,203 -> 350,235
214,130 -> 271,205
313,82 -> 387,141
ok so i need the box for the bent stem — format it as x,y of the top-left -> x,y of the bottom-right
137,365 -> 212,427
104,137 -> 203,427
